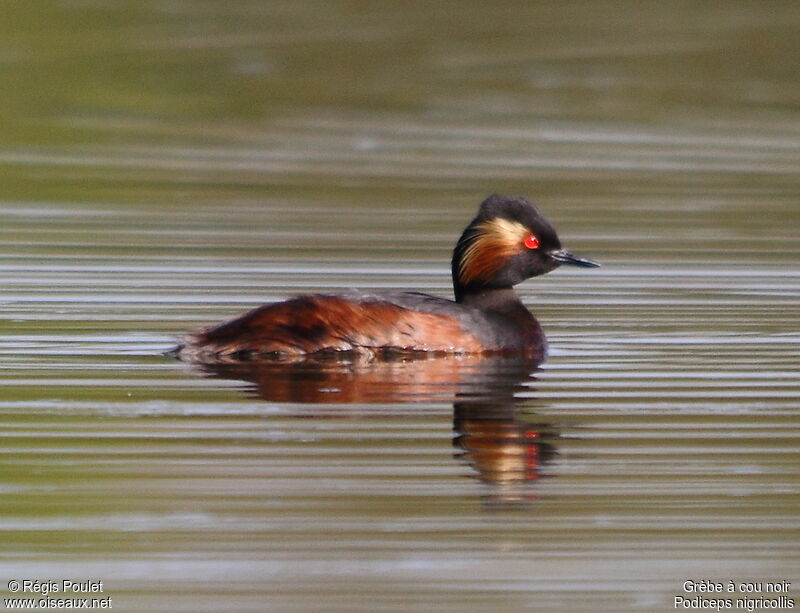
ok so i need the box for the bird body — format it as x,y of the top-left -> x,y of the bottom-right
173,195 -> 598,364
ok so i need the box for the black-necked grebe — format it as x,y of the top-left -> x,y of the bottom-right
173,194 -> 599,363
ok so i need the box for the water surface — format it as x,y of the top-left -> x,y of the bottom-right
1,2 -> 799,612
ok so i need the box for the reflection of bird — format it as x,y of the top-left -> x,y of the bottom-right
189,345 -> 559,508
194,353 -> 510,404
454,408 -> 560,508
173,194 -> 598,364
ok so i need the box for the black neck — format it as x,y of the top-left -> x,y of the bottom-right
455,286 -> 524,312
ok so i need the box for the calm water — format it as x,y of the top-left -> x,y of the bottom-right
1,2 -> 799,612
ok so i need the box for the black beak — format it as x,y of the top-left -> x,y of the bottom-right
549,248 -> 600,268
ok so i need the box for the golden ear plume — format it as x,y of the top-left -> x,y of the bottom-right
458,217 -> 529,285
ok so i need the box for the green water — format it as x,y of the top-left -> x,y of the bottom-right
1,2 -> 799,612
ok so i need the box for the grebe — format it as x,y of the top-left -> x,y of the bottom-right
173,194 -> 599,363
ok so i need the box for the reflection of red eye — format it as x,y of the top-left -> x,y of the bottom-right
524,234 -> 540,249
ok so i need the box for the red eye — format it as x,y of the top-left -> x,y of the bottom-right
523,234 -> 540,249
